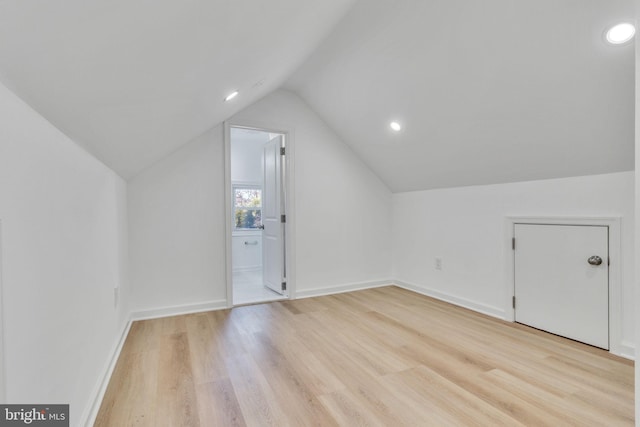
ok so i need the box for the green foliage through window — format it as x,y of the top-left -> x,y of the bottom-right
234,187 -> 262,229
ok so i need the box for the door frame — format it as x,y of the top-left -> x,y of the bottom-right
223,121 -> 296,307
504,216 -> 625,357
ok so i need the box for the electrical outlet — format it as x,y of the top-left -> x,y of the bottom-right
435,257 -> 442,270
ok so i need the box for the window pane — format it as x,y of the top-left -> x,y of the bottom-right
234,208 -> 262,229
234,188 -> 261,208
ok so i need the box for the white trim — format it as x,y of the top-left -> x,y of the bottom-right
231,180 -> 262,188
296,280 -> 394,299
283,127 -> 296,300
82,320 -> 132,427
619,341 -> 635,360
225,121 -> 296,305
232,266 -> 262,273
224,122 -> 234,308
505,216 -> 625,357
130,299 -> 228,321
393,280 -> 506,319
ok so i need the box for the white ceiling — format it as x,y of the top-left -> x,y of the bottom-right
286,0 -> 636,192
0,0 -> 356,178
0,0 -> 634,190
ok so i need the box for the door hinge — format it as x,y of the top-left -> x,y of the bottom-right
512,237 -> 516,250
282,282 -> 287,291
512,296 -> 516,309
608,257 -> 610,266
281,214 -> 286,223
280,147 -> 286,156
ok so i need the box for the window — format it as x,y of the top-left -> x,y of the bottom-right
233,186 -> 262,229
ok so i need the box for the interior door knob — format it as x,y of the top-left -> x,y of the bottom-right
587,256 -> 603,266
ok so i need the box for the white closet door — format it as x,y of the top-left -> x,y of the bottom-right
514,224 -> 608,349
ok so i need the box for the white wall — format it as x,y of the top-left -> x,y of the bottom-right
0,81 -> 128,425
128,89 -> 393,311
128,127 -> 228,313
393,171 -> 635,355
230,128 -> 268,184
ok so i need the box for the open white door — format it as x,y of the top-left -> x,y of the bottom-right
262,136 -> 285,295
514,224 -> 609,349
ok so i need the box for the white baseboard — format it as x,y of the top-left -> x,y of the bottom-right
232,266 -> 262,273
82,319 -> 132,427
617,341 -> 635,360
393,280 -> 506,319
295,279 -> 394,299
130,299 -> 228,321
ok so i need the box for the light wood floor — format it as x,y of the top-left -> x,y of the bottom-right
95,286 -> 634,426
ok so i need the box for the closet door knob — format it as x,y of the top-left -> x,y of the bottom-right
587,256 -> 602,266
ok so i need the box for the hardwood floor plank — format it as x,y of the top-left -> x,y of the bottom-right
94,350 -> 159,427
195,379 -> 247,427
156,332 -> 200,427
246,332 -> 340,426
317,389 -> 388,427
542,355 -> 634,399
563,393 -> 635,426
480,369 -> 600,426
509,367 -> 632,424
204,310 -> 248,361
185,313 -> 228,383
383,365 -> 525,426
305,309 -> 415,375
225,353 -> 289,427
343,369 -> 458,426
118,319 -> 162,357
249,307 -> 345,395
158,315 -> 188,335
94,286 -> 634,426
450,374 -> 567,426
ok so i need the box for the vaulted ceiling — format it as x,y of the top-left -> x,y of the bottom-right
0,0 -> 356,178
287,0 -> 635,191
0,0 -> 635,191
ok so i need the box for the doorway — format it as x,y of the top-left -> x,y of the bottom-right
227,126 -> 289,305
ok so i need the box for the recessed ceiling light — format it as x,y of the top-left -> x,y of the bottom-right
224,91 -> 239,102
390,121 -> 402,131
605,23 -> 635,45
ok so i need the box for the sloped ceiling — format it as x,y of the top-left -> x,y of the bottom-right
0,0 -> 356,178
286,0 -> 635,192
0,0 -> 634,190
